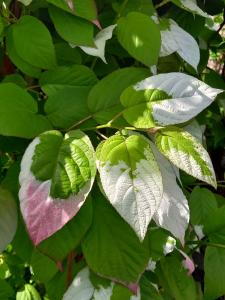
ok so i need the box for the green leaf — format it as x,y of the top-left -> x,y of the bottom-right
82,187 -> 150,283
111,284 -> 133,300
117,12 -> 161,66
46,0 -> 97,20
10,16 -> 56,69
0,83 -> 52,138
140,275 -> 164,300
30,250 -> 58,282
204,247 -> 225,300
148,228 -> 170,261
189,187 -> 217,226
18,0 -> 32,5
0,279 -> 15,299
37,198 -> 92,261
6,27 -> 41,78
204,206 -> 225,244
155,127 -> 216,188
55,42 -> 82,66
49,5 -> 94,47
120,86 -> 169,128
0,187 -> 17,253
88,67 -> 149,124
156,253 -> 198,300
171,0 -> 209,17
96,132 -> 163,240
16,284 -> 41,300
112,0 -> 155,17
2,74 -> 27,88
40,64 -> 98,96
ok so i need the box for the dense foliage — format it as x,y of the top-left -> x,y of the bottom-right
0,0 -> 225,299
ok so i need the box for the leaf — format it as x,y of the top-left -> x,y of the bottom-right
132,72 -> 222,126
204,206 -> 225,244
140,275 -> 163,300
159,19 -> 200,70
189,187 -> 217,226
112,0 -> 155,17
117,12 -> 161,66
156,253 -> 198,300
120,86 -> 169,128
204,247 -> 225,300
18,0 -> 32,5
40,64 -> 98,96
30,250 -> 58,283
55,42 -> 82,66
0,187 -> 17,253
82,188 -> 150,283
96,132 -> 163,240
77,25 -> 117,63
0,279 -> 15,299
10,16 -> 56,69
171,0 -> 210,17
148,228 -> 170,261
16,284 -> 41,300
63,268 -> 94,300
155,127 -> 216,188
151,143 -> 189,244
0,83 -> 52,138
19,130 -> 96,245
49,5 -> 94,47
37,198 -> 92,261
47,0 -> 97,21
88,67 -> 150,124
6,27 -> 41,78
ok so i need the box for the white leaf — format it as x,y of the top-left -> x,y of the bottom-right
183,119 -> 204,142
160,19 -> 200,70
80,25 -> 117,63
0,188 -> 17,253
63,268 -> 94,300
134,72 -> 223,126
151,143 -> 189,244
173,0 -> 210,17
93,285 -> 113,300
96,133 -> 163,240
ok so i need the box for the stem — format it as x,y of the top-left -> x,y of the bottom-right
67,115 -> 92,131
91,57 -> 98,70
66,251 -> 75,288
155,0 -> 171,9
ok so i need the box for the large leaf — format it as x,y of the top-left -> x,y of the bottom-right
128,73 -> 222,126
19,130 -> 96,245
0,279 -> 15,299
40,64 -> 98,96
37,198 -> 92,261
151,143 -> 189,244
16,284 -> 41,300
96,132 -> 163,240
49,5 -> 94,47
82,188 -> 150,283
10,16 -> 56,69
0,83 -> 52,138
0,187 -> 17,253
159,19 -> 200,70
6,27 -> 41,78
47,0 -> 97,20
189,187 -> 217,227
117,12 -> 161,66
88,67 -> 149,124
204,247 -> 225,300
155,127 -> 216,188
171,0 -> 210,17
156,253 -> 198,300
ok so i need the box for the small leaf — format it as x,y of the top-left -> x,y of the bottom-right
82,188 -> 149,283
18,0 -> 32,5
49,5 -> 94,47
88,67 -> 150,124
19,130 -> 96,245
189,187 -> 217,226
151,143 -> 189,244
10,16 -> 56,69
134,72 -> 222,126
0,83 -> 52,138
16,284 -> 41,300
0,187 -> 17,253
77,25 -> 117,63
171,0 -> 210,17
96,132 -> 163,240
117,12 -> 161,66
159,19 -> 200,70
155,127 -> 216,188
204,247 -> 225,300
